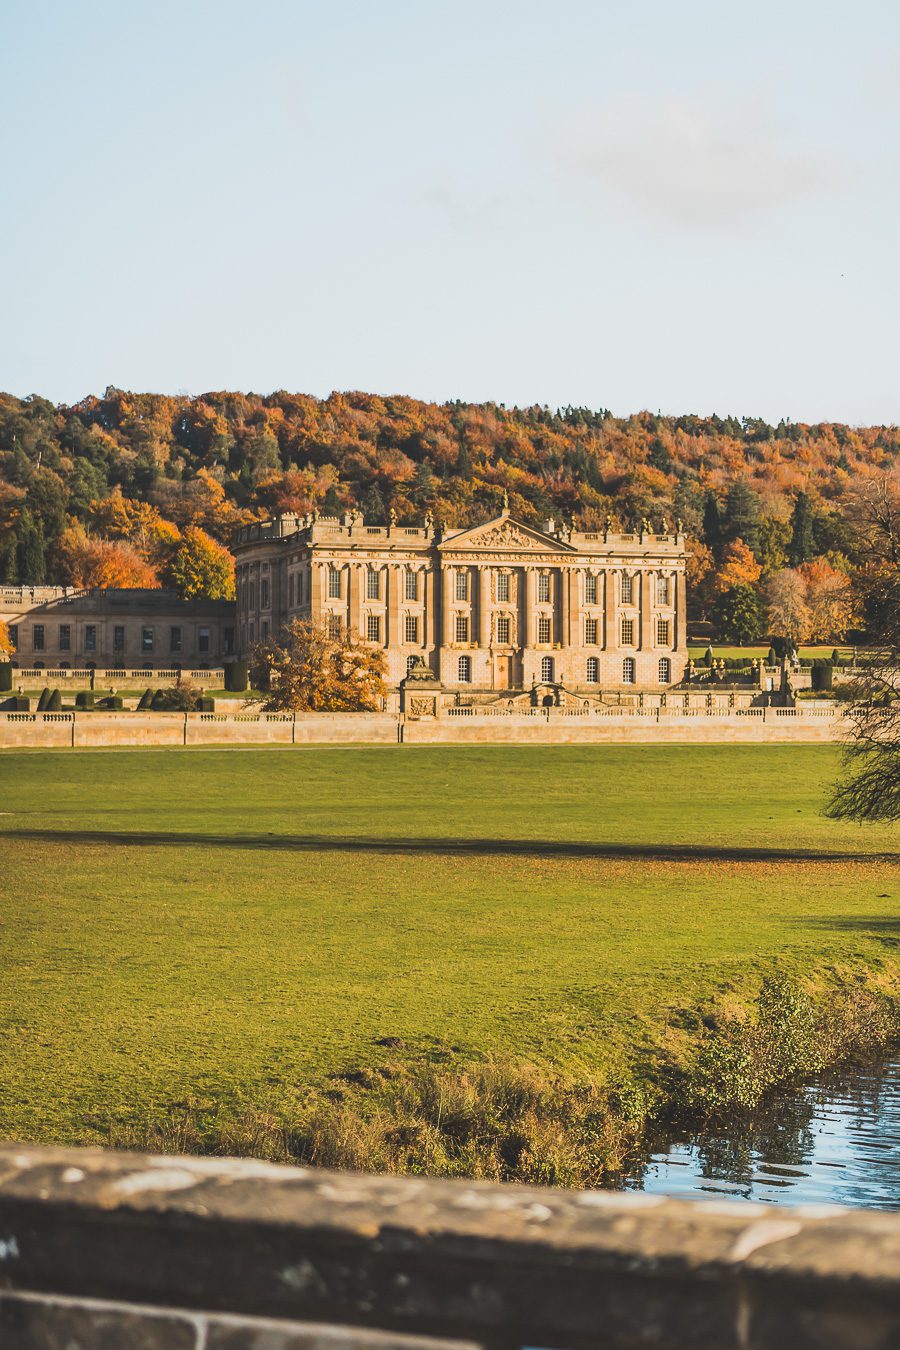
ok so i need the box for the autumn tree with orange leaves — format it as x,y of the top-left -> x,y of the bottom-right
712,539 -> 762,596
56,525 -> 160,589
253,618 -> 387,713
167,526 -> 235,600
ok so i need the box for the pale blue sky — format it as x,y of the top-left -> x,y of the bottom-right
2,0 -> 899,422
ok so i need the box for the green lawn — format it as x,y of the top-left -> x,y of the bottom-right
0,746 -> 896,1144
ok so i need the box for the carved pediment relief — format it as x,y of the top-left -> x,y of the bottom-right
441,516 -> 574,553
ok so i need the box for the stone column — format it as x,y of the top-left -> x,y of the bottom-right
568,568 -> 581,649
478,567 -> 491,648
348,563 -> 361,636
560,569 -> 571,648
640,571 -> 653,651
604,570 -> 615,651
313,561 -> 327,624
424,566 -> 435,652
441,566 -> 453,646
387,565 -> 400,649
675,569 -> 686,652
521,567 -> 534,652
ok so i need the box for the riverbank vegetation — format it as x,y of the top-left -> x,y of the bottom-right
1,745 -> 897,1182
108,975 -> 900,1187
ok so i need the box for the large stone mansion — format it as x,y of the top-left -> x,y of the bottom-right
233,506 -> 687,691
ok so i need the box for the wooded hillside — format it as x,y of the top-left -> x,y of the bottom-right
1,387 -> 895,633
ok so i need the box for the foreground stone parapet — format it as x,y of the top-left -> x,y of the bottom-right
0,1146 -> 899,1349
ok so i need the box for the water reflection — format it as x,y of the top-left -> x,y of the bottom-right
630,1055 -> 900,1209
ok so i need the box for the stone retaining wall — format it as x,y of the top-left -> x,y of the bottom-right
0,707 -> 843,748
0,1146 -> 897,1349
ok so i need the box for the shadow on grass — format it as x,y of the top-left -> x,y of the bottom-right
800,917 -> 900,933
4,828 -> 896,864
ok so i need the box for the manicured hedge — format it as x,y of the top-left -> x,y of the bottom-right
224,661 -> 249,693
75,691 -> 95,710
45,689 -> 62,712
811,659 -> 833,691
0,664 -> 12,693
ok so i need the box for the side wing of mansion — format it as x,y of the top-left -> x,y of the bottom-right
233,508 -> 687,692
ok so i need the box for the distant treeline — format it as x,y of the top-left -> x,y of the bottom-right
0,388 -> 894,625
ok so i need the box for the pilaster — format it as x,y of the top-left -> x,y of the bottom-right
478,568 -> 491,647
521,567 -> 535,651
425,566 -> 435,651
604,570 -> 615,651
441,566 -> 452,647
348,563 -> 361,636
640,571 -> 653,651
387,565 -> 400,648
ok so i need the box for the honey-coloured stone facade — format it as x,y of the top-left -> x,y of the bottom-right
234,508 -> 687,692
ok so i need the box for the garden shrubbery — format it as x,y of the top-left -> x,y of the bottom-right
811,659 -> 833,691
224,661 -> 249,693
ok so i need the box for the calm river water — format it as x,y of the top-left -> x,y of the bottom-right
629,1055 -> 900,1210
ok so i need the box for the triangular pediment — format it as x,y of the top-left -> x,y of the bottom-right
440,515 -> 575,553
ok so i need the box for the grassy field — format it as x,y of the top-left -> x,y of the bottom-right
1,745 -> 897,1148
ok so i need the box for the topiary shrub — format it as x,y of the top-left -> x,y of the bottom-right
0,664 -> 12,693
811,659 -> 833,692
36,687 -> 51,712
46,689 -> 62,712
702,646 -> 714,667
2,696 -> 30,711
97,695 -> 123,710
767,647 -> 776,666
150,689 -> 168,711
197,696 -> 215,712
224,661 -> 249,693
75,690 -> 95,710
136,688 -> 153,711
831,649 -> 840,665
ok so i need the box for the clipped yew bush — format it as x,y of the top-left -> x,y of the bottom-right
224,661 -> 249,692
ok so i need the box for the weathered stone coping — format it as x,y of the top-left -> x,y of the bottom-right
0,1147 -> 899,1348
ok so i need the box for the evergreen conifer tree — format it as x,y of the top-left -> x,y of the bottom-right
17,512 -> 46,584
724,481 -> 762,555
702,491 -> 722,556
0,533 -> 18,583
789,492 -> 816,566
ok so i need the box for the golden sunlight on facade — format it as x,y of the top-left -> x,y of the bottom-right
234,505 -> 687,692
